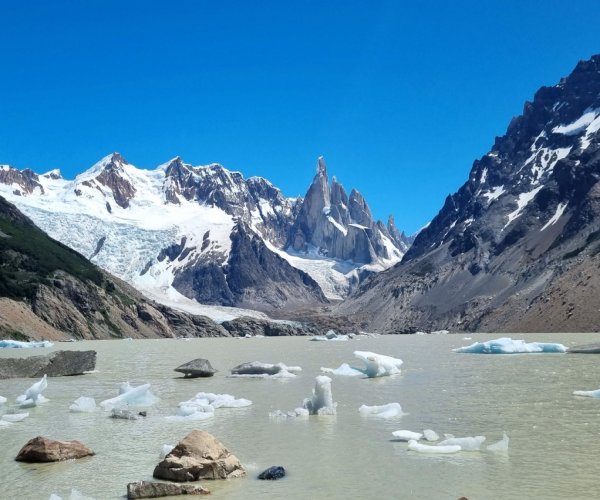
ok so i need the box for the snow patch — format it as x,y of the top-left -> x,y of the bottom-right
541,202 -> 568,231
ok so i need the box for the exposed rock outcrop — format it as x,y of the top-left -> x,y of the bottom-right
0,350 -> 96,379
153,430 -> 245,481
258,466 -> 286,480
220,316 -> 319,337
127,480 -> 209,498
15,436 -> 94,462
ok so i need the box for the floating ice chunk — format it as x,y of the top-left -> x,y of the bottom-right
230,362 -> 302,378
454,337 -> 566,354
180,392 -> 252,409
165,407 -> 215,422
69,396 -> 97,413
310,331 -> 349,341
0,339 -> 53,348
16,374 -> 48,408
423,429 -> 439,441
0,396 -> 6,405
573,388 -> 600,398
358,403 -> 402,419
392,430 -> 423,441
303,376 -> 337,415
321,363 -> 363,377
159,444 -> 175,459
2,412 -> 29,422
48,489 -> 95,500
322,351 -> 403,378
269,408 -> 309,418
0,420 -> 14,428
100,383 -> 158,410
438,436 -> 486,451
487,432 -> 509,452
408,440 -> 461,454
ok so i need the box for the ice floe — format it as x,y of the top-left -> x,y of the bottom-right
166,392 -> 251,421
1,412 -> 29,422
69,396 -> 97,413
454,337 -> 566,354
0,420 -> 13,428
486,432 -> 509,452
438,435 -> 486,451
423,429 -> 439,441
0,339 -> 53,348
321,351 -> 403,378
99,382 -> 158,410
573,388 -> 600,398
407,440 -> 461,454
392,430 -> 423,441
310,330 -> 349,341
16,374 -> 48,408
302,376 -> 337,415
358,403 -> 402,418
230,362 -> 301,378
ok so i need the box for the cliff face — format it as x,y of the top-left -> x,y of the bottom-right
339,54 -> 600,333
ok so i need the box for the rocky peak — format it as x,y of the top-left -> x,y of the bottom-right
348,189 -> 373,227
93,153 -> 136,209
42,169 -> 62,180
0,166 -> 43,195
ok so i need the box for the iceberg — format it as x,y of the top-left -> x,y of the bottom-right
322,351 -> 403,378
99,382 -> 158,410
0,396 -> 6,405
167,392 -> 251,421
0,339 -> 53,348
310,330 -> 349,341
1,412 -> 29,422
358,403 -> 402,419
454,337 -> 566,354
423,429 -> 439,441
487,432 -> 509,452
407,440 -> 461,454
302,376 -> 337,415
230,362 -> 301,378
69,396 -> 97,413
438,435 -> 486,451
573,388 -> 600,398
16,374 -> 48,408
392,430 -> 423,441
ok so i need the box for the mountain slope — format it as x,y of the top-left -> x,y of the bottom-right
339,54 -> 600,333
0,196 -> 229,340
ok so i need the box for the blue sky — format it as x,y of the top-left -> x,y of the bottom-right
1,1 -> 598,233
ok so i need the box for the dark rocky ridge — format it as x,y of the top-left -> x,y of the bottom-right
339,54 -> 600,333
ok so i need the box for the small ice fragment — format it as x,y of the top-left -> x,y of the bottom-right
179,392 -> 252,409
423,429 -> 439,441
159,444 -> 175,459
100,383 -> 158,410
322,351 -> 402,378
48,490 -> 94,500
443,433 -> 455,439
2,412 -> 29,422
0,420 -> 14,427
303,376 -> 337,415
454,337 -> 566,354
230,362 -> 301,378
70,397 -> 97,413
392,430 -> 423,441
573,388 -> 600,398
0,339 -> 53,348
321,363 -> 363,376
358,403 -> 402,418
438,436 -> 486,451
407,440 -> 461,454
310,331 -> 349,341
16,374 -> 48,408
487,432 -> 509,452
0,396 -> 6,405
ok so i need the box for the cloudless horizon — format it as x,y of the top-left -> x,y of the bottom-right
1,1 -> 599,233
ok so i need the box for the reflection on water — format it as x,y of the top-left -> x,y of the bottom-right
1,333 -> 600,499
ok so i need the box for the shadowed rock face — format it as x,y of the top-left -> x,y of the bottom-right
153,430 -> 245,481
340,54 -> 600,333
15,436 -> 94,462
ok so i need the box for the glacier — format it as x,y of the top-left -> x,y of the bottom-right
454,337 -> 566,354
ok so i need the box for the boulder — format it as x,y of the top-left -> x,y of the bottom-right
568,343 -> 600,353
153,430 -> 245,481
15,436 -> 94,462
127,480 -> 209,498
0,350 -> 96,379
258,466 -> 286,480
174,359 -> 217,378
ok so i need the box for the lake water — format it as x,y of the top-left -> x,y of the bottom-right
1,333 -> 600,500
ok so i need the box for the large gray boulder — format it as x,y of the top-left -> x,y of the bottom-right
174,359 -> 217,378
15,436 -> 94,462
153,430 -> 245,481
0,350 -> 96,379
127,480 -> 209,498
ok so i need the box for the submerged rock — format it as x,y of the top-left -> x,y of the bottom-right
568,343 -> 600,354
258,466 -> 286,480
126,480 -> 209,498
15,436 -> 94,462
174,359 -> 217,378
110,409 -> 139,420
153,430 -> 245,481
0,350 -> 96,379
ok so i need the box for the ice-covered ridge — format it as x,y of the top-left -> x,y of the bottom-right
454,337 -> 566,354
482,185 -> 505,202
552,108 -> 599,135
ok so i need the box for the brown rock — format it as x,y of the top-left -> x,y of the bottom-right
15,436 -> 95,462
153,430 -> 245,482
127,480 -> 209,498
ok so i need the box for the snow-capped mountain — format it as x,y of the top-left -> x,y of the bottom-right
0,154 -> 407,313
340,54 -> 600,332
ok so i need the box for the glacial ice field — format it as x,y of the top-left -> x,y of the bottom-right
0,333 -> 599,499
